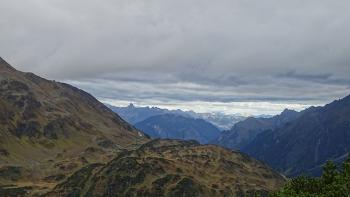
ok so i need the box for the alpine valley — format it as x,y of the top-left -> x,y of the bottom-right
134,114 -> 221,144
0,58 -> 286,196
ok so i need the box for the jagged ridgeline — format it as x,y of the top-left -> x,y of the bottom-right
0,57 -> 285,196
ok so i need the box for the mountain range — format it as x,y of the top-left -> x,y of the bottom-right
135,114 -> 221,144
212,109 -> 300,150
212,95 -> 350,177
0,57 -> 285,196
108,103 -> 245,130
243,95 -> 350,177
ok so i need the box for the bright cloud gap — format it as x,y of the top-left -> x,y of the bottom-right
100,98 -> 316,116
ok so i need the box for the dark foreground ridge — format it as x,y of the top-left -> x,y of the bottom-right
47,139 -> 286,197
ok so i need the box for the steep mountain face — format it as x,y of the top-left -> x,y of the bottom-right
0,57 -> 148,194
48,139 -> 286,197
244,95 -> 350,177
108,104 -> 245,130
135,114 -> 221,144
212,109 -> 300,150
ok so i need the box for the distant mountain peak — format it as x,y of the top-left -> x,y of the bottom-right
127,103 -> 135,108
282,108 -> 294,112
108,104 -> 245,130
280,108 -> 298,116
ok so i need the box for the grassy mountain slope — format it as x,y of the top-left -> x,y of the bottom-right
48,139 -> 286,197
0,57 -> 148,194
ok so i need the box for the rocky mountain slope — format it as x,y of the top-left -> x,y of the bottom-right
0,57 -> 148,195
212,109 -> 300,150
244,95 -> 350,177
47,139 -> 286,197
135,114 -> 221,144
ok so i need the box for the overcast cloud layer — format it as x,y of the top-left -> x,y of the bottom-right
1,0 -> 350,115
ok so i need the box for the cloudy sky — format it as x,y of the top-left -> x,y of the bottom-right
1,0 -> 350,115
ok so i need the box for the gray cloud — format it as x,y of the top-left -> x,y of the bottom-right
1,0 -> 350,114
279,71 -> 350,86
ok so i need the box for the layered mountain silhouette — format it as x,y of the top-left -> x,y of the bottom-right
107,103 -> 195,124
244,95 -> 350,177
0,57 -> 285,196
212,109 -> 300,150
135,114 -> 221,144
109,104 -> 245,130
